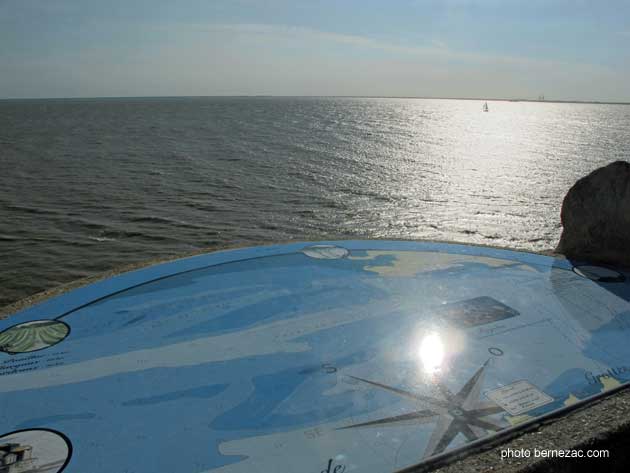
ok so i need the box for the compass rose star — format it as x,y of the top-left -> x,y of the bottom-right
339,360 -> 505,458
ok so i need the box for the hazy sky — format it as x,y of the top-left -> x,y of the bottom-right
1,0 -> 629,100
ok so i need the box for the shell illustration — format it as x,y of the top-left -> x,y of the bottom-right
0,320 -> 70,354
302,245 -> 349,259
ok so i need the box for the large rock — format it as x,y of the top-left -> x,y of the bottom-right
556,161 -> 630,267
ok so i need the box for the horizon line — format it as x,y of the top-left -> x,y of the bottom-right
1,95 -> 629,106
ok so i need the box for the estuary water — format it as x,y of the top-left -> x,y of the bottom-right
1,97 -> 629,307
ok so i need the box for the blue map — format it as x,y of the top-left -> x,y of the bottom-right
1,241 -> 629,473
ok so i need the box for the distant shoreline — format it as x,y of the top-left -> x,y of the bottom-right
1,95 -> 629,106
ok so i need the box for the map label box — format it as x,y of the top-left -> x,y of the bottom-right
485,380 -> 553,415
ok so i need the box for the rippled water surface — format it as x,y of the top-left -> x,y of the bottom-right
1,97 -> 629,306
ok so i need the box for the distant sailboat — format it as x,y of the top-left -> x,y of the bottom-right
483,102 -> 489,112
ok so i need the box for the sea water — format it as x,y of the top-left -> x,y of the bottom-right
1,97 -> 629,306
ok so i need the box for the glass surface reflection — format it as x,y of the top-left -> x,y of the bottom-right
418,331 -> 445,375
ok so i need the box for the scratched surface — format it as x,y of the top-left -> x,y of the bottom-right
1,241 -> 629,473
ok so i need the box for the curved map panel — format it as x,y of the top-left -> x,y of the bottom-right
1,241 -> 630,473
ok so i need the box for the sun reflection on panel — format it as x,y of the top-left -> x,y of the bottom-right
418,331 -> 444,375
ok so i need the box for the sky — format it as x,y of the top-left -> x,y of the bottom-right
1,0 -> 629,101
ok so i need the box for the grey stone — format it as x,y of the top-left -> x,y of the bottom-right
557,161 -> 630,267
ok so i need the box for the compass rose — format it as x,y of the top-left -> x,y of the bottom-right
339,360 -> 505,458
